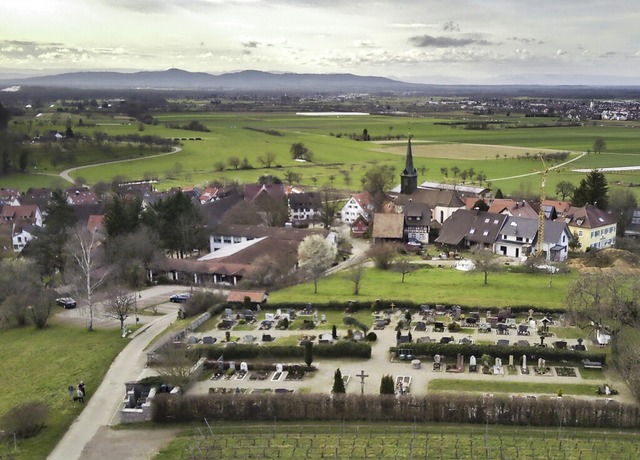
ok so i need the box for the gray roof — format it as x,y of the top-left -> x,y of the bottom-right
436,209 -> 507,246
395,188 -> 465,208
501,216 -> 538,240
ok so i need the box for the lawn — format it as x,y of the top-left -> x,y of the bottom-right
428,379 -> 602,396
268,266 -> 576,310
0,324 -> 128,459
154,421 -> 640,459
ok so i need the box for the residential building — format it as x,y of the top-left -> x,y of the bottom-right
564,204 -> 617,251
494,216 -> 571,261
435,209 -> 508,250
0,204 -> 43,227
288,192 -> 322,223
403,202 -> 431,244
340,192 -> 374,224
371,213 -> 405,244
395,189 -> 465,224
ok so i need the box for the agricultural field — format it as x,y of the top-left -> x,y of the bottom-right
5,111 -> 640,200
154,422 -> 640,459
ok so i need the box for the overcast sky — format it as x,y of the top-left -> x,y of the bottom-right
1,0 -> 639,84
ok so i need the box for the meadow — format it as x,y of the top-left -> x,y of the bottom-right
268,266 -> 576,310
154,422 -> 640,459
5,111 -> 640,200
0,324 -> 127,459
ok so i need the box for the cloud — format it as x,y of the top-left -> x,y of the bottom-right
556,49 -> 567,56
353,40 -> 376,49
410,35 -> 492,48
389,23 -> 429,29
509,37 -> 544,45
442,21 -> 460,32
242,41 -> 261,48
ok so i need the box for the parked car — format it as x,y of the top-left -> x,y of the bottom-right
56,297 -> 77,309
169,293 -> 191,303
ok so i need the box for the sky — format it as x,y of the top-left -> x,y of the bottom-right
1,0 -> 640,84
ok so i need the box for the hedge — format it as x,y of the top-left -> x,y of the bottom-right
152,393 -> 640,429
389,343 -> 606,365
188,341 -> 371,361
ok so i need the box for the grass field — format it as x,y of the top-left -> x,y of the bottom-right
154,422 -> 640,459
0,324 -> 128,459
7,112 -> 640,199
268,266 -> 576,310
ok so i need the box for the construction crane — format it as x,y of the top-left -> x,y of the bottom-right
536,158 -> 549,256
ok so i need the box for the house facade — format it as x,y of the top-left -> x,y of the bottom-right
340,192 -> 374,224
288,192 -> 322,223
403,202 -> 431,244
564,204 -> 617,252
494,216 -> 571,261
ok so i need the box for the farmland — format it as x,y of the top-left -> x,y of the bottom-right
4,111 -> 640,200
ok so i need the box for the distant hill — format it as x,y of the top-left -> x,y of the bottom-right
3,69 -> 640,98
0,68 -> 427,93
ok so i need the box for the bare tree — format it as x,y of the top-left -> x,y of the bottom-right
66,227 -> 111,331
257,151 -> 277,168
344,265 -> 366,295
156,346 -> 194,390
469,245 -> 500,285
104,288 -> 135,332
394,255 -> 417,283
318,186 -> 342,230
367,242 -> 398,270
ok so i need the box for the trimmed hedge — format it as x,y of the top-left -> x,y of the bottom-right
152,393 -> 640,429
390,343 -> 606,365
188,341 -> 371,361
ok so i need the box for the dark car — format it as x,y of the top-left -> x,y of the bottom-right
56,297 -> 77,309
169,293 -> 191,303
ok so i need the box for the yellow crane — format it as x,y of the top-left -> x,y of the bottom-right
537,158 -> 549,256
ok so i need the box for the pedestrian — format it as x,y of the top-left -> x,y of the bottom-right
77,388 -> 85,404
68,385 -> 75,400
79,380 -> 86,397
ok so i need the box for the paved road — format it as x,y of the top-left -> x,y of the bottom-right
58,146 -> 182,183
48,287 -> 180,460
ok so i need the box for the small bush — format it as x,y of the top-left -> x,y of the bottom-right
181,292 -> 225,318
366,332 -> 377,342
448,322 -> 461,332
1,401 -> 48,439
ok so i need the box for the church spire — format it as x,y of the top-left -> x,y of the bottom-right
400,138 -> 418,194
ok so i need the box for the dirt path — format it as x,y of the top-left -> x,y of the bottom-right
79,426 -> 179,460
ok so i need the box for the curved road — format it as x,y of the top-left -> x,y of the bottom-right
58,146 -> 182,183
48,287 -> 179,460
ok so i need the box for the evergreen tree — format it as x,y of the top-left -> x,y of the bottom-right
571,170 -> 609,210
380,374 -> 395,394
332,324 -> 338,339
304,341 -> 313,367
332,368 -> 346,393
494,189 -> 504,199
104,195 -> 143,238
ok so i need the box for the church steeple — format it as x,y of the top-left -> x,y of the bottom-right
400,138 -> 418,194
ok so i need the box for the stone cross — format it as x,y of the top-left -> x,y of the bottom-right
356,369 -> 369,395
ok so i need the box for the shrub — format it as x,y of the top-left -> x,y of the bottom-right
1,401 -> 48,439
448,322 -> 461,332
366,332 -> 377,342
181,292 -> 225,318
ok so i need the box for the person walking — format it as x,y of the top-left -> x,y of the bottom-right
78,380 -> 86,397
77,387 -> 84,404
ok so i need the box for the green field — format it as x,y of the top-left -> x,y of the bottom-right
0,324 -> 127,459
6,112 -> 640,199
154,422 -> 640,459
268,266 -> 576,310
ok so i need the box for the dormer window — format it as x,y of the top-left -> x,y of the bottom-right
469,228 -> 476,234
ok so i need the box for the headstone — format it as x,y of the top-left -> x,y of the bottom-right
434,354 -> 441,364
240,362 -> 248,372
276,308 -> 282,317
509,355 -> 514,367
276,363 -> 283,373
203,336 -> 214,344
321,314 -> 326,323
522,354 -> 527,370
266,313 -> 275,322
469,355 -> 477,366
495,357 -> 502,368
188,335 -> 198,344
451,305 -> 461,320
225,308 -> 233,317
229,361 -> 236,371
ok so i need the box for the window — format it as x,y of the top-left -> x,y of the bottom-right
469,228 -> 476,234
213,236 -> 222,243
233,236 -> 242,243
483,230 -> 489,236
516,236 -> 523,242
223,236 -> 232,243
484,218 -> 490,223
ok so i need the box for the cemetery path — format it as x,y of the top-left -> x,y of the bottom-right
48,287 -> 179,460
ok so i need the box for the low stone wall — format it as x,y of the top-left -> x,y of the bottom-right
146,312 -> 211,365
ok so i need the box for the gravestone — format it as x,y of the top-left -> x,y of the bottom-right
276,363 -> 283,373
240,362 -> 248,373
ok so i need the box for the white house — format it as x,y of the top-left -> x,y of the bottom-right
12,224 -> 37,252
340,192 -> 374,224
